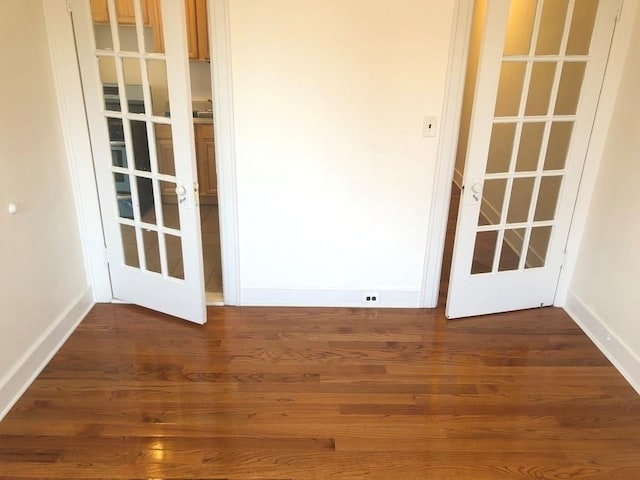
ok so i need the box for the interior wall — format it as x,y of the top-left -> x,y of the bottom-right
0,1 -> 87,390
228,0 -> 456,298
569,6 -> 640,358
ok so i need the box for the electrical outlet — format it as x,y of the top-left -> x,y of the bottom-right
362,292 -> 380,305
422,116 -> 438,137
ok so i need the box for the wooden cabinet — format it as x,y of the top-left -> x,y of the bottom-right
155,123 -> 216,205
91,0 -> 150,25
194,124 -> 217,204
148,0 -> 209,61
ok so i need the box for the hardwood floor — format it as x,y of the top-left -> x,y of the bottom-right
2,186 -> 640,479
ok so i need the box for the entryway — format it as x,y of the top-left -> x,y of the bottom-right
70,0 -> 225,323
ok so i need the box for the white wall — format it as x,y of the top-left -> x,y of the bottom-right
228,0 -> 456,302
0,1 -> 89,414
568,6 -> 640,372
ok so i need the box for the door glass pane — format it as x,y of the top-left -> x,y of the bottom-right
534,176 -> 562,221
116,0 -> 140,52
487,123 -> 516,173
91,1 -> 114,50
142,229 -> 162,274
130,120 -> 151,171
525,62 -> 557,116
479,179 -> 507,226
526,226 -> 552,268
147,60 -> 170,116
471,230 -> 499,274
159,181 -> 181,230
495,62 -> 527,117
499,228 -> 525,271
137,177 -> 156,223
504,0 -> 537,56
146,0 -> 164,54
122,58 -> 143,94
567,0 -> 599,55
544,122 -> 573,170
554,62 -> 586,115
166,234 -> 185,280
535,0 -> 570,55
154,124 -> 176,176
120,224 -> 139,267
114,173 -> 133,219
98,57 -> 119,111
516,122 -> 545,171
507,177 -> 535,223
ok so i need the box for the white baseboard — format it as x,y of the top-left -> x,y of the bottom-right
0,287 -> 94,421
565,291 -> 640,395
241,288 -> 422,308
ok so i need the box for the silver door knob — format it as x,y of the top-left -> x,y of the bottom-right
175,185 -> 187,196
471,183 -> 482,194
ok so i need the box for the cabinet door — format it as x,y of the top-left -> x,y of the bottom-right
185,0 -> 199,59
195,124 -> 217,204
195,0 -> 210,61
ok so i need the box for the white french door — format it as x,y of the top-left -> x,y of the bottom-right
447,0 -> 618,319
71,0 -> 206,323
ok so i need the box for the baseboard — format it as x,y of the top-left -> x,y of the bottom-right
241,288 -> 422,308
565,291 -> 640,395
0,287 -> 94,421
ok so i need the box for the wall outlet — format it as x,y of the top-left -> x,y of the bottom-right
362,292 -> 380,304
422,116 -> 438,137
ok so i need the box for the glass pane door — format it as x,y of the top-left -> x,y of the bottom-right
73,0 -> 206,323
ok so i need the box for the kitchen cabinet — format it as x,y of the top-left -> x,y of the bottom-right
149,0 -> 209,61
91,0 -> 150,25
194,124 -> 217,204
155,123 -> 217,205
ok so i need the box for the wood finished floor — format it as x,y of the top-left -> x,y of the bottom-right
2,187 -> 640,479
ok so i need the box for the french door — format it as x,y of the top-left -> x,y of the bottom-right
447,0 -> 618,318
71,0 -> 206,323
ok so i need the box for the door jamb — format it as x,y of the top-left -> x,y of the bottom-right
43,0 -> 112,302
208,0 -> 241,306
420,0 -> 475,308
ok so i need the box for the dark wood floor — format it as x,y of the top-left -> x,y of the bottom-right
2,187 -> 640,479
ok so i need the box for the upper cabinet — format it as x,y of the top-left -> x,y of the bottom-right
91,0 -> 150,25
147,0 -> 210,61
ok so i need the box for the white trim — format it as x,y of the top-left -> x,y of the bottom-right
208,0 -> 241,306
241,289 -> 421,308
555,0 -> 640,306
420,0 -> 475,308
0,288 -> 94,421
565,291 -> 640,396
43,0 -> 112,302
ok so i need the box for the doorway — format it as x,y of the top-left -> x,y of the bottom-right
84,0 -> 223,304
444,0 -> 618,318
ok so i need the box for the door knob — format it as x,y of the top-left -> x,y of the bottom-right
175,185 -> 187,203
471,182 -> 482,202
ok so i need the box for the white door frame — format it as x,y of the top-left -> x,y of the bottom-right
43,0 -> 241,306
421,0 -> 638,309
